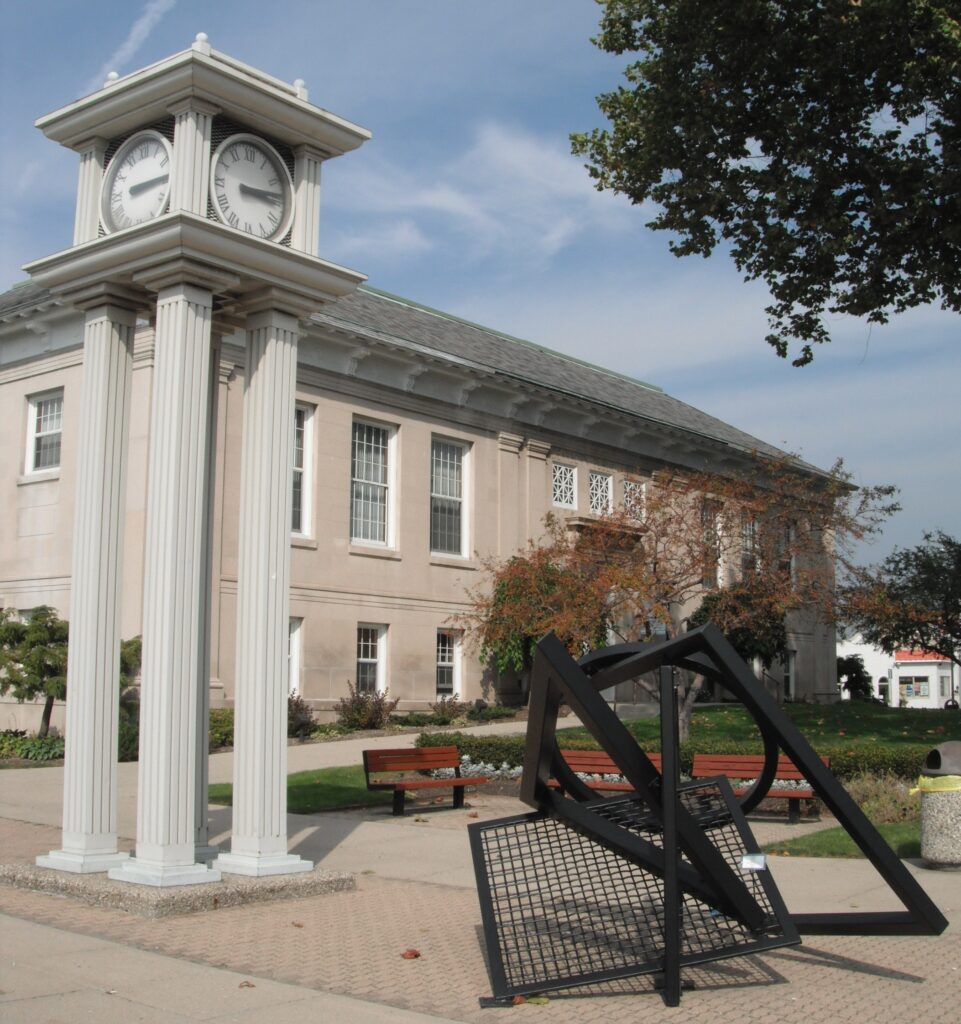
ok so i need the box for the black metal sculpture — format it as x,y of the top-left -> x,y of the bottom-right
469,624 -> 947,1007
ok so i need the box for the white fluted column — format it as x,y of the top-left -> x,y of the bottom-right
214,307 -> 311,877
110,282 -> 221,887
38,298 -> 136,874
73,140 -> 107,245
169,99 -> 218,216
292,145 -> 323,255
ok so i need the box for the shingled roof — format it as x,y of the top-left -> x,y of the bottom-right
2,278 -> 794,464
317,286 -> 791,461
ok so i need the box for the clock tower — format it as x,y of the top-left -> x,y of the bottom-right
27,34 -> 370,885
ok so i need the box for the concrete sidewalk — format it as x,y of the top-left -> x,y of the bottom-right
2,723 -> 960,1024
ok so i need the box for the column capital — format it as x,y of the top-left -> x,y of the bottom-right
236,285 -> 317,321
132,258 -> 241,296
498,432 -> 524,455
168,96 -> 221,118
526,439 -> 551,461
60,281 -> 144,316
294,142 -> 328,163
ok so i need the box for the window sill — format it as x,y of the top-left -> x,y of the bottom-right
17,469 -> 60,486
348,544 -> 402,561
291,535 -> 318,550
430,555 -> 477,570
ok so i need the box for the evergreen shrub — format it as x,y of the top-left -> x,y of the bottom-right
208,708 -> 235,749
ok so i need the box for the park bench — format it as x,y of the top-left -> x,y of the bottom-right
362,745 -> 489,816
691,753 -> 830,824
548,749 -> 663,792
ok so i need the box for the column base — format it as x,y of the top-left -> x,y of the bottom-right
213,851 -> 313,877
36,849 -> 130,875
108,858 -> 222,888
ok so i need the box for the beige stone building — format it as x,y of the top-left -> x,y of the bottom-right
1,278 -> 837,728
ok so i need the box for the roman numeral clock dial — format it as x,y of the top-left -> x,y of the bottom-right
210,134 -> 294,241
100,130 -> 173,233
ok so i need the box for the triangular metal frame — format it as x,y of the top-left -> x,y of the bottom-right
532,624 -> 948,937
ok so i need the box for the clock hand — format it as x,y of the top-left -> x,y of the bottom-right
239,183 -> 282,205
128,173 -> 169,197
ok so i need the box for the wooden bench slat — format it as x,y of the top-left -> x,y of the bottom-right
691,753 -> 830,823
362,746 -> 488,816
548,749 -> 663,793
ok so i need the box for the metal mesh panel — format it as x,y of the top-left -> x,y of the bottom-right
471,782 -> 797,999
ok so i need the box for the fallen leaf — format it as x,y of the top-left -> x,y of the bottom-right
414,816 -> 428,823
467,811 -> 479,818
512,995 -> 526,1005
400,948 -> 421,959
292,921 -> 304,928
239,980 -> 256,988
433,797 -> 445,804
527,996 -> 550,1005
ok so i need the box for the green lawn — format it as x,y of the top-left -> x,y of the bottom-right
557,701 -> 961,750
762,822 -> 920,859
209,764 -> 392,813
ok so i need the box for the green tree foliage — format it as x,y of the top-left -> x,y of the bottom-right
837,653 -> 874,699
571,1 -> 961,364
688,584 -> 789,668
460,455 -> 897,731
476,544 -> 611,676
843,531 -> 961,666
0,606 -> 68,738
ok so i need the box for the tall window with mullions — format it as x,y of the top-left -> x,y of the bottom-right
291,406 -> 308,534
351,421 -> 389,544
27,391 -> 63,473
436,630 -> 456,697
430,438 -> 465,555
356,625 -> 384,694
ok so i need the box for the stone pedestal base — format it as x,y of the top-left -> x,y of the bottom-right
213,852 -> 313,878
108,859 -> 222,888
36,849 -> 130,875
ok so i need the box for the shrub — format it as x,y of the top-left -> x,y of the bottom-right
466,704 -> 519,722
415,732 -> 933,782
417,731 -> 530,770
208,708 -> 234,750
428,694 -> 471,725
0,730 -> 64,761
336,683 -> 399,731
118,720 -> 139,762
288,694 -> 316,739
390,712 -> 438,727
843,772 -> 921,824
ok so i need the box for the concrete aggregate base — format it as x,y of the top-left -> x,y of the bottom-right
0,861 -> 354,918
920,791 -> 961,868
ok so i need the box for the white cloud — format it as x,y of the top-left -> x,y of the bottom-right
86,0 -> 178,93
326,119 -> 637,271
327,219 -> 433,262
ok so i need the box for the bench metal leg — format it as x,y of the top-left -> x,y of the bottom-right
788,797 -> 801,824
393,790 -> 406,816
453,786 -> 465,810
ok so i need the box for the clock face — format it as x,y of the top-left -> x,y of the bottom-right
100,130 -> 173,233
210,134 -> 294,241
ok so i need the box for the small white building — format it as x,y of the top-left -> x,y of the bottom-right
837,635 -> 959,709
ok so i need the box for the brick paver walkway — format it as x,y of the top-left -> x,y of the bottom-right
2,813 -> 958,1024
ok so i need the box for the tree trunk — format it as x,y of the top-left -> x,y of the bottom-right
39,694 -> 55,738
677,673 -> 704,744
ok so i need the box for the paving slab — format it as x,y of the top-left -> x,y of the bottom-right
2,728 -> 960,1024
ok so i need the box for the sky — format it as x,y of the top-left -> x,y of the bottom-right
2,0 -> 958,564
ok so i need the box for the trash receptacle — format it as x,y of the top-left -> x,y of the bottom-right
918,741 -> 961,870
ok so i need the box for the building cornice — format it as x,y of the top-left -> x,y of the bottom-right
24,213 -> 366,316
35,40 -> 370,157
